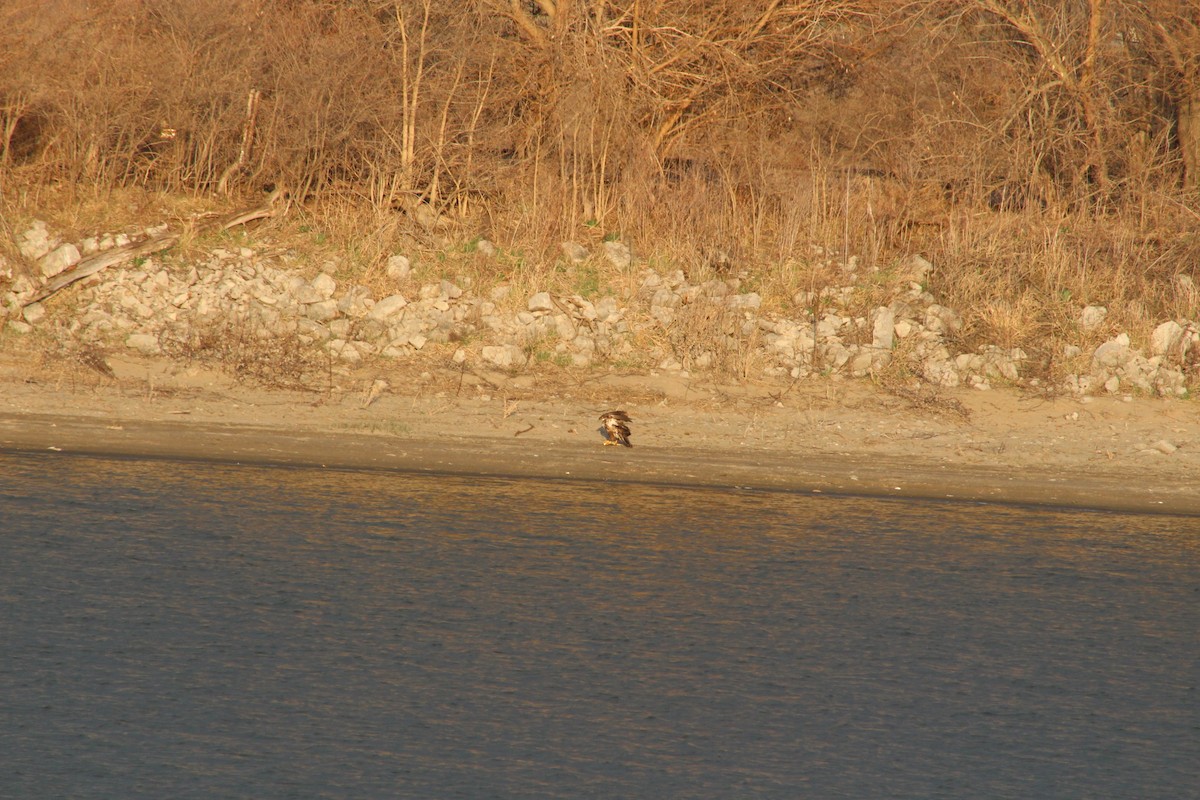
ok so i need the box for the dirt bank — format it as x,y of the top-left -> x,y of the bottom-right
1,347 -> 1197,515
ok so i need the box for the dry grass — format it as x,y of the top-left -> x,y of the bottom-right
3,0 -> 1200,383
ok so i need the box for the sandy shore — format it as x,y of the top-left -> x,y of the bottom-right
2,350 -> 1198,515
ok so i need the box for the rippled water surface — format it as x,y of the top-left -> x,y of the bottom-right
2,452 -> 1198,799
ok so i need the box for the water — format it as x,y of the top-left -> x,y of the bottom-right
2,452 -> 1197,799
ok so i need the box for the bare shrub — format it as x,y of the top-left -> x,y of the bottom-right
3,0 -> 1200,375
158,315 -> 325,391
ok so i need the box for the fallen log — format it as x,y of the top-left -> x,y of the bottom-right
24,189 -> 283,308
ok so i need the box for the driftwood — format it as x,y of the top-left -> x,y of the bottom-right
24,189 -> 284,308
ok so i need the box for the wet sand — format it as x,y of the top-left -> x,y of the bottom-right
2,351 -> 1197,515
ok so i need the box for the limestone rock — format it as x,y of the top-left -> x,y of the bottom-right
311,272 -> 337,299
871,307 -> 895,350
368,294 -> 408,321
527,292 -> 554,314
39,244 -> 81,278
1080,305 -> 1107,332
561,241 -> 589,263
126,332 -> 160,354
18,221 -> 53,261
305,299 -> 339,321
22,302 -> 46,325
1150,320 -> 1184,357
386,254 -> 412,280
481,343 -> 527,368
1092,333 -> 1130,369
603,240 -> 632,269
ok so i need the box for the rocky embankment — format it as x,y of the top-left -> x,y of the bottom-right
3,219 -> 1197,398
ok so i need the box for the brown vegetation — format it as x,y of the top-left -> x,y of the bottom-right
2,0 -> 1199,374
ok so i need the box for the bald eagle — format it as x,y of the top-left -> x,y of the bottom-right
598,410 -> 633,447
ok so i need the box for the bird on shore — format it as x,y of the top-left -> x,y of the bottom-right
598,410 -> 633,447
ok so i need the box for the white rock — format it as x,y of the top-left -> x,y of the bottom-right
816,314 -> 843,339
22,302 -> 45,325
386,254 -> 411,280
1150,320 -> 1184,356
39,243 -> 81,278
595,296 -> 620,322
368,294 -> 408,321
305,299 -> 339,321
924,304 -> 961,335
848,350 -> 875,375
603,240 -> 632,269
553,314 -> 576,340
440,280 -> 463,299
561,241 -> 589,263
871,307 -> 895,350
481,343 -> 527,368
904,254 -> 934,283
727,292 -> 761,311
1080,305 -> 1107,331
527,292 -> 554,313
18,221 -> 53,260
1092,333 -> 1130,368
126,333 -> 160,354
1152,439 -> 1178,454
311,272 -> 337,299
475,239 -> 496,257
1104,375 -> 1120,393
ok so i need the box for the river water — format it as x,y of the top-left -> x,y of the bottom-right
2,452 -> 1197,799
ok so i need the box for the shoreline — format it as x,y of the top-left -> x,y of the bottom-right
3,404 -> 1197,516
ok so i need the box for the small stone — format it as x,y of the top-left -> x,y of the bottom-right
305,299 -> 339,321
1152,439 -> 1177,454
311,272 -> 337,298
481,343 -> 527,368
440,279 -> 463,299
904,254 -> 934,283
7,319 -> 33,334
369,294 -> 408,321
385,254 -> 411,280
924,304 -> 961,335
1150,320 -> 1184,356
871,307 -> 895,350
603,240 -> 632,269
1093,333 -> 1131,368
527,292 -> 554,313
126,333 -> 160,355
561,241 -> 589,263
1103,375 -> 1120,393
329,318 -> 353,338
22,302 -> 46,325
1080,305 -> 1107,331
475,239 -> 496,257
727,292 -> 761,311
39,243 -> 81,278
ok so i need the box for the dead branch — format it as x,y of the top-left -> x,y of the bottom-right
24,188 -> 285,308
216,88 -> 262,196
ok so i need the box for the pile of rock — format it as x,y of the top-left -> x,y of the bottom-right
2,221 -> 1197,398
